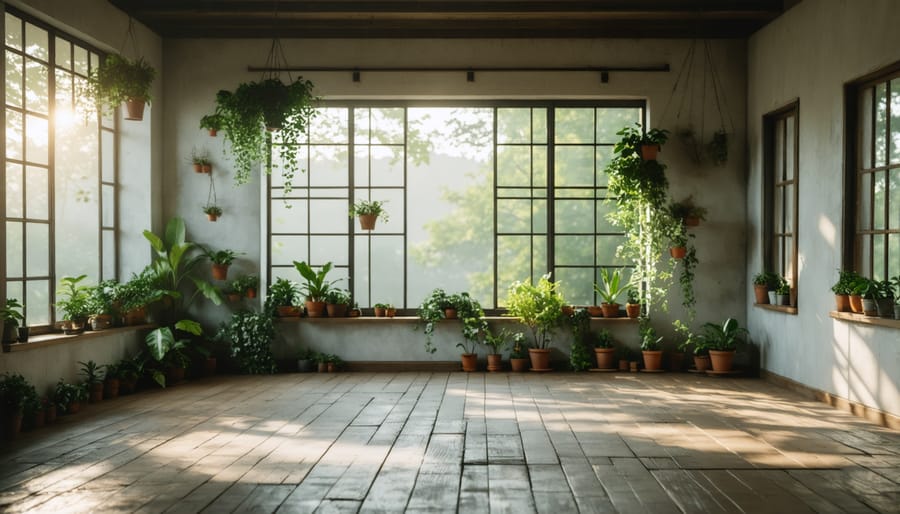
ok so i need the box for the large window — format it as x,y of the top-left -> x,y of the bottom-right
3,8 -> 117,329
763,102 -> 799,298
847,64 -> 900,282
268,102 -> 644,311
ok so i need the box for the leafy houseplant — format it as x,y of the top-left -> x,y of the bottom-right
483,327 -> 514,372
214,77 -> 316,192
86,54 -> 156,121
567,308 -> 594,371
698,317 -> 748,372
204,248 -> 238,281
775,279 -> 791,306
350,200 -> 389,230
56,275 -> 92,333
505,274 -> 566,371
118,267 -> 163,325
203,205 -> 223,221
86,280 -> 118,330
668,196 -> 708,227
200,113 -> 224,136
1,298 -> 25,343
53,379 -> 87,414
752,271 -> 782,305
232,274 -> 260,299
144,319 -> 203,387
594,267 -> 629,318
325,289 -> 351,317
216,310 -> 277,375
625,288 -> 641,318
639,318 -> 664,371
294,261 -> 338,317
268,278 -> 301,317
508,332 -> 529,372
78,360 -> 105,402
0,372 -> 35,437
831,269 -> 857,312
417,289 -> 486,359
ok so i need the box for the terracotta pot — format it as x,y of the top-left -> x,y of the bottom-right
640,143 -> 659,160
211,263 -> 229,281
208,129 -> 217,137
629,361 -> 638,372
3,411 -> 23,439
849,294 -> 863,313
63,318 -> 86,334
683,216 -> 700,227
276,305 -> 302,317
669,351 -> 685,372
709,350 -> 734,372
246,288 -> 257,299
193,163 -> 203,173
318,362 -> 327,372
167,367 -> 186,386
587,306 -> 603,317
693,355 -> 710,372
374,307 -> 386,317
834,294 -> 850,312
642,350 -> 663,371
594,347 -> 616,369
386,308 -> 397,318
104,378 -> 120,400
358,214 -> 377,230
754,284 -> 769,305
204,357 -> 217,377
669,246 -> 687,259
306,301 -> 327,318
486,354 -> 503,372
618,359 -> 629,371
326,303 -> 348,317
327,363 -> 336,372
444,308 -> 457,319
207,213 -> 219,222
227,293 -> 241,303
124,97 -> 146,121
89,383 -> 103,403
600,303 -> 620,318
510,358 -> 529,372
349,309 -> 361,317
201,164 -> 212,174
625,303 -> 641,318
125,307 -> 147,325
67,401 -> 81,415
528,348 -> 551,371
460,353 -> 478,372
561,305 -> 575,317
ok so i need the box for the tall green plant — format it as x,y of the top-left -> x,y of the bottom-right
293,261 -> 338,302
504,274 -> 565,349
144,319 -> 202,387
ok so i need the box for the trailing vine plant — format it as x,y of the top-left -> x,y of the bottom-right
567,308 -> 594,371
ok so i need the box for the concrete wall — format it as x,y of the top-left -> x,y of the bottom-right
747,0 -> 900,418
163,37 -> 750,343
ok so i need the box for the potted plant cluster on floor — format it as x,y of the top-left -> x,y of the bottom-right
505,274 -> 565,371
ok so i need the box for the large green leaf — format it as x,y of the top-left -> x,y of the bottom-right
145,326 -> 174,362
175,319 -> 202,336
151,369 -> 166,388
165,217 -> 186,249
191,277 -> 223,306
143,230 -> 164,253
169,242 -> 192,272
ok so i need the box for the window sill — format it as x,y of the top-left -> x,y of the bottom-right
829,311 -> 900,329
2,324 -> 155,353
754,303 -> 798,315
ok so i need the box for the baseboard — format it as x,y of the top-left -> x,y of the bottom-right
343,361 -> 462,372
761,369 -> 900,430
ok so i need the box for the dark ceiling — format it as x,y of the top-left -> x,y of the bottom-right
107,0 -> 792,39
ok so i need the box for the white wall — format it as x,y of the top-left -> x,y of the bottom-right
747,0 -> 900,417
163,37 -> 749,338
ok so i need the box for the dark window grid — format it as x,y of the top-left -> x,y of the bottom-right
763,103 -> 799,293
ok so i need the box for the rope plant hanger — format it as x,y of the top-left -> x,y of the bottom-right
210,3 -> 316,194
85,17 -> 156,121
660,39 -> 734,166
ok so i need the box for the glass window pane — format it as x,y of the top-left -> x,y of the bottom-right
873,235 -> 885,281
596,147 -> 612,187
555,267 -> 593,306
371,236 -> 404,306
353,235 -> 370,307
784,235 -> 794,282
860,87 -> 873,169
6,283 -> 23,314
889,233 -> 899,279
25,222 -> 48,276
6,163 -> 23,217
369,107 -> 404,145
596,108 -> 641,144
498,236 -> 532,295
5,13 -> 22,50
555,146 -> 593,187
532,235 -> 547,285
309,199 -> 349,234
354,108 -> 370,144
102,229 -> 115,280
6,109 -> 22,160
101,130 -> 114,182
6,222 -> 23,277
774,119 -> 784,180
533,146 -> 547,187
353,146 -> 370,187
309,145 -> 348,187
271,235 -> 308,266
555,235 -> 593,266
271,199 -> 308,233
874,171 -> 885,229
859,172 -> 872,230
497,145 -> 531,187
54,37 -> 70,69
370,145 -> 404,187
891,79 -> 900,165
6,50 -> 22,107
309,107 -> 348,144
25,165 -> 48,220
555,108 -> 593,144
596,237 -> 623,267
25,114 -> 48,164
875,82 -> 887,167
73,45 -> 88,76
309,236 -> 347,271
555,199 -> 593,233
26,280 -> 50,326
774,187 -> 785,232
784,184 -> 794,233
498,108 -> 531,144
24,23 -> 48,61
498,199 -> 532,234
596,201 -> 617,233
532,108 -> 547,144
271,145 -> 308,190
785,115 -> 795,180
532,199 -> 547,233
890,169 -> 900,230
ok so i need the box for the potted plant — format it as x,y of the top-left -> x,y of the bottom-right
849,275 -> 870,314
624,288 -> 641,318
670,319 -> 694,372
294,261 -> 338,318
1,298 -> 24,343
268,278 -> 301,317
831,269 -> 857,312
56,275 -> 92,333
567,308 -> 594,372
78,360 -> 105,403
350,199 -> 389,230
54,379 -> 87,415
0,373 -> 32,439
204,248 -> 238,280
708,129 -> 729,165
85,53 -> 156,121
505,274 -> 566,371
325,289 -> 351,317
373,302 -> 389,318
594,267 -> 628,318
297,349 -> 316,373
639,319 -> 664,371
118,268 -> 162,325
508,332 -> 529,372
669,227 -> 688,259
86,280 -> 117,330
752,271 -> 780,305
668,196 -> 708,227
213,77 -> 316,192
697,317 -> 748,373
775,280 -> 791,306
200,113 -> 224,136
483,327 -> 512,372
216,310 -> 277,375
613,125 -> 671,161
204,205 -> 223,222
450,294 -> 487,371
418,288 -> 453,352
145,319 -> 202,387
232,274 -> 259,299
103,362 -> 121,400
593,328 -> 616,370
872,279 -> 895,318
117,357 -> 142,395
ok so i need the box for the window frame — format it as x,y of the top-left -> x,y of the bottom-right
265,100 -> 645,314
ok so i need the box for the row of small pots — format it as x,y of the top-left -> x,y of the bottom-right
563,304 -> 641,319
456,349 -> 737,373
833,294 -> 899,319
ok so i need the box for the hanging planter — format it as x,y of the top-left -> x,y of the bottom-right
85,54 -> 156,122
350,200 -> 389,230
200,113 -> 223,137
203,205 -> 222,222
668,196 -> 707,227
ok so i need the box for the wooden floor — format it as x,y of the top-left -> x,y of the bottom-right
1,372 -> 898,513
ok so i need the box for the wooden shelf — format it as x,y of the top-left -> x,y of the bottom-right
754,303 -> 798,315
2,324 -> 155,353
829,311 -> 900,329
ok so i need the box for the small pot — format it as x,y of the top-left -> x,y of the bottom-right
201,163 -> 212,174
709,350 -> 735,372
327,362 -> 336,372
528,348 -> 551,371
67,401 -> 82,415
460,353 -> 478,372
767,291 -> 777,305
629,361 -> 638,372
207,213 -> 219,222
594,347 -> 616,369
561,305 -> 575,317
600,303 -> 620,318
318,362 -> 327,373
642,350 -> 663,371
305,301 -> 327,318
276,305 -> 302,317
894,305 -> 900,320
834,294 -> 850,312
246,288 -> 257,299
669,246 -> 687,259
374,307 -> 386,317
587,306 -> 603,317
297,359 -> 314,373
124,97 -> 145,121
193,163 -> 203,173
358,214 -> 378,230
63,318 -> 86,334
849,294 -> 864,313
683,216 -> 700,227
754,284 -> 770,305
875,298 -> 894,318
618,359 -> 629,372
211,263 -> 229,281
509,358 -> 529,372
227,293 -> 241,303
775,293 -> 790,306
862,298 -> 878,316
90,314 -> 113,331
625,303 -> 641,318
44,404 -> 57,424
203,357 -> 217,377
208,129 -> 218,137
386,308 -> 397,318
17,326 -> 29,343
444,308 -> 457,319
326,303 -> 348,318
693,355 -> 710,372
486,353 -> 503,372
640,143 -> 659,161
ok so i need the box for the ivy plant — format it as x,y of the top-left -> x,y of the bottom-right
216,310 -> 277,374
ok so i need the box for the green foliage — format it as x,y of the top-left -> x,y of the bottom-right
204,247 -> 238,265
78,360 -> 105,385
567,308 -> 594,371
626,288 -> 640,305
85,54 -> 156,113
214,78 -> 316,191
294,261 -> 338,302
678,243 -> 698,316
594,267 -> 629,305
639,317 -> 662,351
268,278 -> 299,307
325,289 -> 352,305
673,319 -> 699,354
118,267 -> 164,312
86,280 -> 119,316
417,289 -> 486,354
595,328 -> 614,349
831,269 -> 859,295
56,275 -> 92,321
144,319 -> 202,386
698,317 -> 748,351
752,271 -> 782,289
217,310 -> 277,374
53,379 -> 87,412
349,199 -> 389,222
508,332 -> 528,359
199,113 -> 224,132
668,195 -> 708,222
1,298 -> 24,325
482,327 -> 514,355
203,205 -> 223,216
504,274 -> 565,349
0,372 -> 35,412
775,279 -> 790,295
232,274 -> 259,295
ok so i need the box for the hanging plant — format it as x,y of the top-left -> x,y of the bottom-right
708,129 -> 728,166
200,114 -> 224,136
85,54 -> 156,121
214,77 -> 316,192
